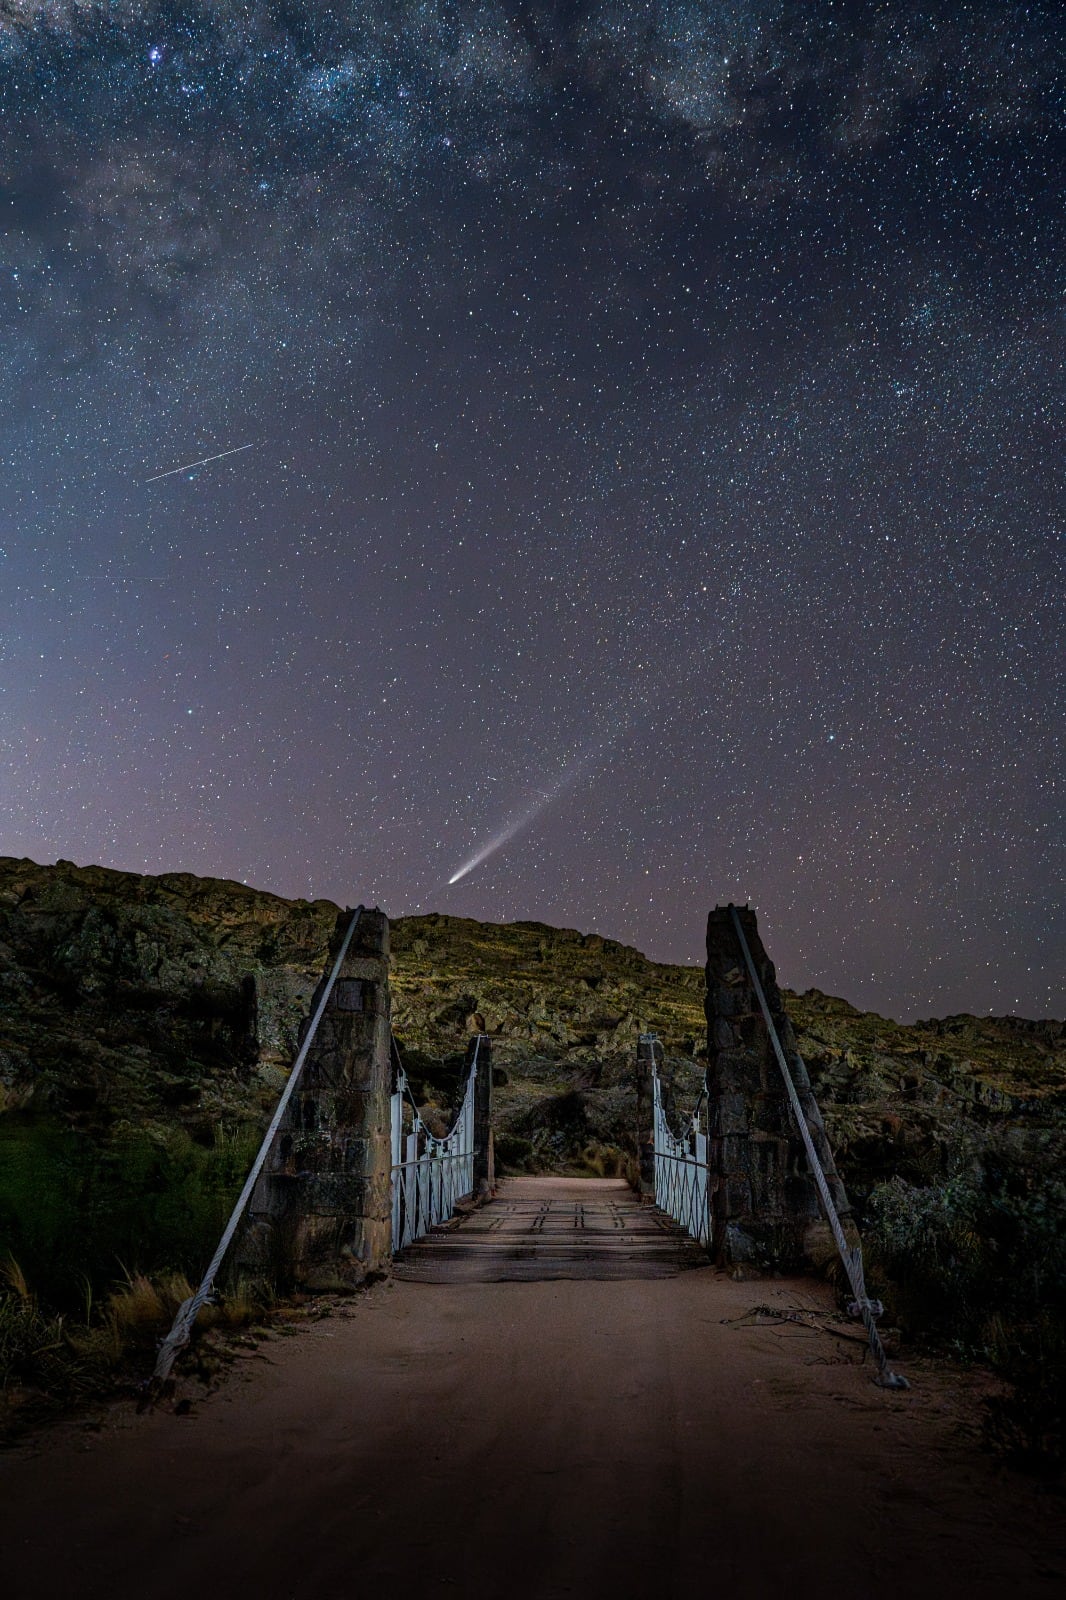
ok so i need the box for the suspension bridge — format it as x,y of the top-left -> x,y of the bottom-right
9,904 -> 1062,1600
148,902 -> 902,1394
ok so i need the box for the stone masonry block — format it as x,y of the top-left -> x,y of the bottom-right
236,906 -> 393,1289
333,978 -> 365,1012
706,904 -> 851,1269
716,1092 -> 749,1136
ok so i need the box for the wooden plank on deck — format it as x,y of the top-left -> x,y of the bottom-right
392,1176 -> 710,1283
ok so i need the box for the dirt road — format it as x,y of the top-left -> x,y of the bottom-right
3,1183 -> 1062,1600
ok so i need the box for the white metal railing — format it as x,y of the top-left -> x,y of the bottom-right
648,1036 -> 710,1247
390,1037 -> 479,1251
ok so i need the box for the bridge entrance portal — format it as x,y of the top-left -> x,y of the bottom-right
151,899 -> 901,1394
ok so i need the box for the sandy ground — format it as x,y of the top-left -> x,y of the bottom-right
3,1244 -> 1064,1598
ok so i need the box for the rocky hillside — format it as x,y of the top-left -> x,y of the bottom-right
1,855 -> 1064,1250
390,912 -> 706,1172
3,856 -> 1062,1463
0,857 -> 338,1136
391,915 -> 1066,1187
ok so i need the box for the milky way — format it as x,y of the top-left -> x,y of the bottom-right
0,3 -> 1061,1018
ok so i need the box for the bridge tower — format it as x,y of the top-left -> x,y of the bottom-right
706,905 -> 850,1267
235,908 -> 394,1290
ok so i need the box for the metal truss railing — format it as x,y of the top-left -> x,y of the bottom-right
390,1037 -> 479,1251
647,1036 -> 710,1247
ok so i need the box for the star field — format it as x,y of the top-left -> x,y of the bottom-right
0,2 -> 1061,1018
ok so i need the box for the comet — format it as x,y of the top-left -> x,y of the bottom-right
447,741 -> 613,886
446,650 -> 681,887
448,806 -> 548,885
144,443 -> 255,483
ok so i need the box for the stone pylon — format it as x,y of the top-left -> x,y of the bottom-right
235,907 -> 393,1290
705,905 -> 850,1267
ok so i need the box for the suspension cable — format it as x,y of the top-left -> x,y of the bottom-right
652,1043 -> 708,1141
141,906 -> 364,1402
728,905 -> 908,1390
390,1031 -> 480,1145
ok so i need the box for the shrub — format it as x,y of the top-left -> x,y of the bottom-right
865,1175 -> 984,1341
0,1119 -> 261,1308
982,1312 -> 1065,1475
865,1160 -> 1066,1473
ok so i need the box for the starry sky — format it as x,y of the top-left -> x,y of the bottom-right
0,2 -> 1061,1020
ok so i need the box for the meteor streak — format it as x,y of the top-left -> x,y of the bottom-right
145,443 -> 255,482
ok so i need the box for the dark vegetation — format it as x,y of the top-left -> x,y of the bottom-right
1,857 -> 1064,1467
0,1121 -> 260,1308
864,1164 -> 1066,1472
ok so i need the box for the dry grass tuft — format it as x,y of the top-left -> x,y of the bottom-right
105,1271 -> 204,1344
2,1256 -> 32,1303
214,1276 -> 260,1328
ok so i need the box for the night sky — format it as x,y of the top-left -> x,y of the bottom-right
1,3 -> 1061,1020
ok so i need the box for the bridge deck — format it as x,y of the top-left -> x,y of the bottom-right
392,1176 -> 710,1282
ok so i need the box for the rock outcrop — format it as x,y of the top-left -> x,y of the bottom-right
0,856 -> 338,1134
1,855 -> 1063,1211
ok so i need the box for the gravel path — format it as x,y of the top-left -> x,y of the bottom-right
3,1182 -> 1063,1600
